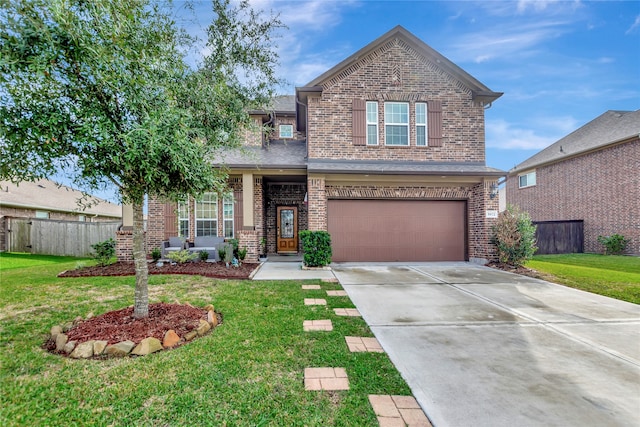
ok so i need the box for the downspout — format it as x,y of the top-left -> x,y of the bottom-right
295,96 -> 309,160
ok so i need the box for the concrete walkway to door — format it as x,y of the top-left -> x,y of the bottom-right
332,262 -> 640,427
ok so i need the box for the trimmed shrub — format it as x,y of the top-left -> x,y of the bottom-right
491,205 -> 537,267
299,230 -> 332,267
167,249 -> 197,264
597,234 -> 629,255
91,238 -> 116,267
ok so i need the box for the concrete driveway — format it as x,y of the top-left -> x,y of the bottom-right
332,262 -> 640,427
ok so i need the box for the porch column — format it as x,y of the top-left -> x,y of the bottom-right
307,175 -> 327,231
242,172 -> 254,228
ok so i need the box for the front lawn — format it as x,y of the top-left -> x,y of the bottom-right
526,254 -> 640,304
0,254 -> 410,426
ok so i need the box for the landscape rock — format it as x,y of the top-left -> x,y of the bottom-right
196,319 -> 211,336
93,340 -> 108,356
73,316 -> 83,325
105,340 -> 136,357
203,304 -> 214,312
55,333 -> 69,352
163,330 -> 180,348
63,341 -> 77,354
50,325 -> 63,340
131,337 -> 163,356
184,331 -> 198,341
70,340 -> 95,359
207,310 -> 218,327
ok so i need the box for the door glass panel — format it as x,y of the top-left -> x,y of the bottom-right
280,209 -> 294,238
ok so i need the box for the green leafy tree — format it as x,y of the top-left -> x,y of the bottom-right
0,0 -> 283,317
491,205 -> 538,267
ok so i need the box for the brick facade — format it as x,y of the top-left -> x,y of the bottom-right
307,38 -> 486,163
507,139 -> 639,255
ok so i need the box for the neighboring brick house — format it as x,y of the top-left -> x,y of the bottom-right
506,109 -> 640,255
0,178 -> 122,252
139,26 -> 505,263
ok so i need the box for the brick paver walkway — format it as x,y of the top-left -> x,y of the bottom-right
334,308 -> 361,317
304,298 -> 327,306
303,319 -> 333,331
368,395 -> 432,426
326,290 -> 348,296
345,336 -> 384,353
304,367 -> 350,390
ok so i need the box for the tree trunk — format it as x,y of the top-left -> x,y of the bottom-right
132,199 -> 149,318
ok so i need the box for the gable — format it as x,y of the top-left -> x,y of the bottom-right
303,26 -> 501,106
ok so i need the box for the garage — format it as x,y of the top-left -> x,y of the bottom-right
327,200 -> 466,262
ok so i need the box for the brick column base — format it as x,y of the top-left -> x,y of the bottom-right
116,230 -> 134,261
238,229 -> 259,263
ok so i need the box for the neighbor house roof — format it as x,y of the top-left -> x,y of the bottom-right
248,95 -> 296,116
0,179 -> 121,218
510,109 -> 640,174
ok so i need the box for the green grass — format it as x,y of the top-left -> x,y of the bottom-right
526,254 -> 640,304
0,254 -> 410,426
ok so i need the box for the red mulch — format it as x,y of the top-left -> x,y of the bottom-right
43,303 -> 222,356
58,260 -> 258,279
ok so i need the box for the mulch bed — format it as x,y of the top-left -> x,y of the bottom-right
486,261 -> 543,279
58,260 -> 259,279
44,303 -> 212,350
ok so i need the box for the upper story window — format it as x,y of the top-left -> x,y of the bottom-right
366,101 -> 378,145
279,124 -> 293,139
195,193 -> 218,237
416,102 -> 427,146
518,171 -> 536,188
178,201 -> 189,238
384,102 -> 409,146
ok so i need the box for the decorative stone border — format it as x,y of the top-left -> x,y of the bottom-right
47,304 -> 221,359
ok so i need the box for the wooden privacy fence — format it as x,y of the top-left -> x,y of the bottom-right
533,220 -> 584,255
7,217 -> 120,257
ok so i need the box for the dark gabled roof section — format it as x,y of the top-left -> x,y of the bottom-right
248,95 -> 296,116
510,109 -> 640,174
215,140 -> 307,169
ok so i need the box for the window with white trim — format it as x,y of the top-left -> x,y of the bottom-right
518,171 -> 536,188
279,124 -> 293,138
223,193 -> 234,238
366,101 -> 378,145
178,201 -> 189,238
416,102 -> 427,146
384,102 -> 409,146
195,193 -> 218,236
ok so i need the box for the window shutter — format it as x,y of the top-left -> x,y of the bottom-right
352,99 -> 366,146
164,202 -> 178,239
427,100 -> 443,147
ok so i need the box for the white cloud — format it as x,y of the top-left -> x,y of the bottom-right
486,118 -> 572,150
626,15 -> 640,35
449,20 -> 570,63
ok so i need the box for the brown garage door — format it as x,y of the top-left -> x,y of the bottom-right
327,200 -> 466,262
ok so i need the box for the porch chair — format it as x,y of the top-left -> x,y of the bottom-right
162,236 -> 186,259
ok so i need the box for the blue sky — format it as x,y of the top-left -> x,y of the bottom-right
176,0 -> 640,172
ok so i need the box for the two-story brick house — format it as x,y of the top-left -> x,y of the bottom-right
138,26 -> 504,264
507,109 -> 640,255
